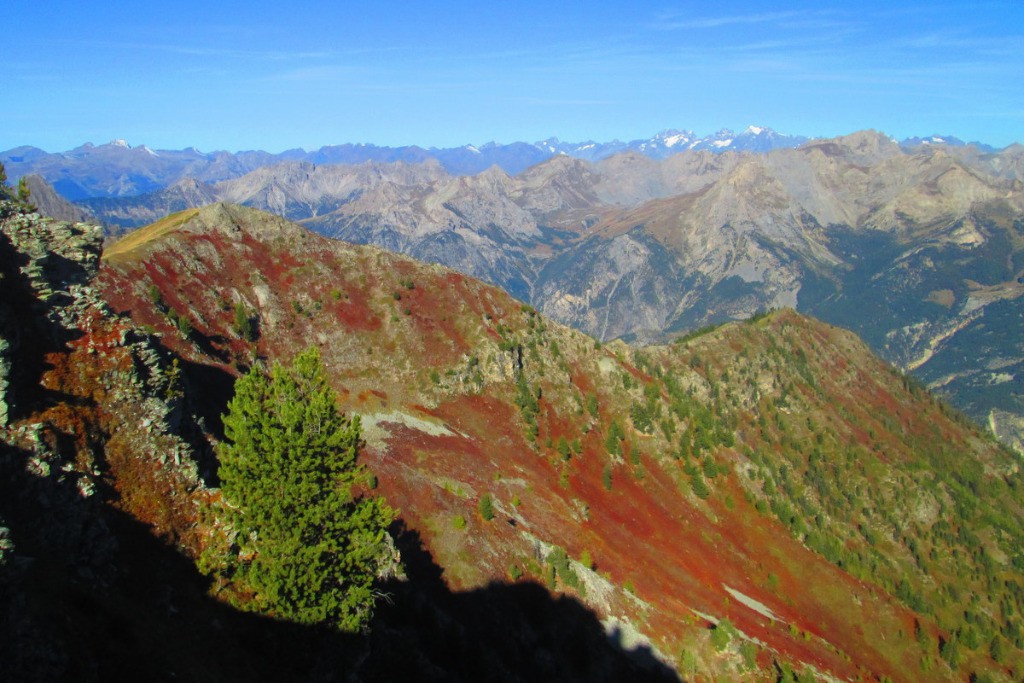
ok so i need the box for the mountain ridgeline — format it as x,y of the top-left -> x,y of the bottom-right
1,126 -> 813,200
5,201 -> 1015,680
44,130 -> 1024,454
2,198 -> 1024,679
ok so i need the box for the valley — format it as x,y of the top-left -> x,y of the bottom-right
24,131 -> 1021,453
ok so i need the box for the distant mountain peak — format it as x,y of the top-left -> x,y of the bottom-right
897,133 -> 995,151
652,129 -> 696,148
3,127 -> 1002,201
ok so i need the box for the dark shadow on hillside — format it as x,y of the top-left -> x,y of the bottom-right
371,521 -> 680,683
175,356 -> 236,487
185,327 -> 232,364
0,231 -> 88,422
0,436 -> 361,683
1,438 -> 680,682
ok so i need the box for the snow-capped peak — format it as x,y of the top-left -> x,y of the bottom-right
661,132 -> 694,148
109,139 -> 130,149
745,126 -> 765,135
535,138 -> 561,154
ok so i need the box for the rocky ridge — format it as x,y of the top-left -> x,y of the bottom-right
61,133 -> 1024,452
97,203 -> 1024,681
0,202 -> 678,681
0,201 -> 213,680
3,200 -> 1024,679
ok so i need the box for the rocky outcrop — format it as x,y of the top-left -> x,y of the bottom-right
0,201 -> 212,679
0,202 -> 103,423
0,199 -> 206,506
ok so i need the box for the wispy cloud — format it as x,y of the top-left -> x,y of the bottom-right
652,10 -> 805,30
73,38 -> 363,63
895,31 -> 1024,54
776,17 -> 861,31
650,7 -> 861,33
511,96 -> 619,107
268,65 -> 367,83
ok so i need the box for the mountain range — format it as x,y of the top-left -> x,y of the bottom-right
5,126 -> 1002,201
4,198 -> 1023,681
40,130 -> 1023,455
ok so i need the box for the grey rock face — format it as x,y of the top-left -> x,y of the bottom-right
25,133 -> 1024,451
22,175 -> 95,223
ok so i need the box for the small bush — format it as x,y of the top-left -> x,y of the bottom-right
579,549 -> 593,570
233,302 -> 257,341
691,472 -> 711,499
148,284 -> 164,309
478,493 -> 495,521
711,618 -> 734,651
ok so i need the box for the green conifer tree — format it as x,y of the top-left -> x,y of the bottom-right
211,347 -> 393,632
232,301 -> 257,341
17,177 -> 30,204
478,492 -> 495,521
0,162 -> 11,200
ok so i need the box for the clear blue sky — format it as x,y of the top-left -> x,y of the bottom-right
3,1 -> 1022,152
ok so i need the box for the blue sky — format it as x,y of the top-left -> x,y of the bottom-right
2,1 -> 1022,152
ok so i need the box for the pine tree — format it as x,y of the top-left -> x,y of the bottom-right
478,493 -> 495,521
233,301 -> 257,341
17,177 -> 30,204
0,162 -> 11,200
210,347 -> 393,632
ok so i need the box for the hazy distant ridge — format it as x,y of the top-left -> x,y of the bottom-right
0,125 -> 922,199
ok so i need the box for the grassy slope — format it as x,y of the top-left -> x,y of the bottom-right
97,203 -> 1024,681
